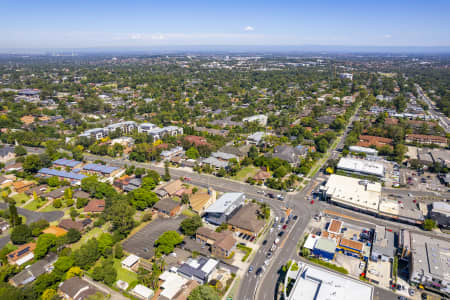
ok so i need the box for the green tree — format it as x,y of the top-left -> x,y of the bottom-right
53,198 -> 62,208
188,285 -> 220,300
423,219 -> 436,231
163,161 -> 171,181
42,288 -> 57,300
65,229 -> 81,244
98,233 -> 114,256
181,193 -> 190,204
66,266 -> 83,279
29,219 -> 49,237
14,145 -> 27,156
180,215 -> 203,236
155,231 -> 183,255
35,233 -> 57,259
11,224 -> 32,244
8,202 -> 22,226
47,176 -> 60,187
54,256 -> 75,273
23,154 -> 44,173
186,147 -> 200,159
114,244 -> 124,259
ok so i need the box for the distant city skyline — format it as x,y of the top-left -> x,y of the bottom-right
1,0 -> 450,49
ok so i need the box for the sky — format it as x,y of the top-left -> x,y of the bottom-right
1,0 -> 449,49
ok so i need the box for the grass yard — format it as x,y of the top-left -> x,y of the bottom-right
182,208 -> 197,217
232,166 -> 260,181
11,193 -> 29,204
23,199 -> 46,211
113,259 -> 138,284
70,226 -> 104,250
40,202 -> 58,212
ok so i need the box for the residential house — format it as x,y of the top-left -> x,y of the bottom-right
131,284 -> 154,300
123,178 -> 141,192
196,227 -> 236,258
12,180 -> 35,193
4,162 -> 23,172
247,132 -> 265,145
0,218 -> 10,233
160,179 -> 184,197
9,253 -> 57,287
153,198 -> 182,216
269,145 -> 304,165
121,254 -> 140,272
406,134 -> 448,147
177,257 -> 219,284
242,114 -> 268,126
83,199 -> 105,213
183,135 -> 209,147
0,146 -> 15,163
159,271 -> 190,300
203,192 -> 245,225
218,145 -> 250,160
161,146 -> 185,161
43,186 -> 68,201
25,185 -> 48,197
202,157 -> 229,169
357,135 -> 393,149
7,243 -> 36,265
252,170 -> 271,182
227,203 -> 266,237
59,218 -> 92,232
58,276 -> 102,300
113,175 -> 134,190
0,175 -> 14,188
73,190 -> 90,200
189,191 -> 215,215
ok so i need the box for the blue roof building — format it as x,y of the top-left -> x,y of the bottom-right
82,163 -> 119,175
38,168 -> 86,182
53,158 -> 82,168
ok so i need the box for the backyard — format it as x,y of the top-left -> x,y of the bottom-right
232,166 -> 260,181
113,258 -> 138,284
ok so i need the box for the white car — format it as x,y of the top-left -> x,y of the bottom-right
359,262 -> 365,269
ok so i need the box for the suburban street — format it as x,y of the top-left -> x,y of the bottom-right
85,101 -> 399,300
0,202 -> 64,248
415,83 -> 450,133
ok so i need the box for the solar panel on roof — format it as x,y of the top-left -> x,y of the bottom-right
17,247 -> 30,256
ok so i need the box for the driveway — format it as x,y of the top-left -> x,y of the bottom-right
0,202 -> 64,248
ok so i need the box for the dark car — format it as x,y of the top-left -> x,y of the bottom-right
256,267 -> 263,276
282,224 -> 287,230
293,215 -> 298,220
278,231 -> 284,237
262,240 -> 268,246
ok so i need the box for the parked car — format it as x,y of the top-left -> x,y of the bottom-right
282,224 -> 287,230
293,215 -> 298,220
256,267 -> 264,276
262,240 -> 268,246
248,266 -> 254,273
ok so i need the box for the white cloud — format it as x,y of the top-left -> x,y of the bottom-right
244,26 -> 255,32
384,34 -> 392,39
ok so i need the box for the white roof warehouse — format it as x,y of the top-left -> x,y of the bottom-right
337,157 -> 384,178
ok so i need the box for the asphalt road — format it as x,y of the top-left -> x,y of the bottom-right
415,84 -> 450,133
0,202 -> 64,248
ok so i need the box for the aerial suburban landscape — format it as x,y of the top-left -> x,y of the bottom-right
0,1 -> 449,300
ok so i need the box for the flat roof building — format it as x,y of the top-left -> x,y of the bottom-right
371,225 -> 396,262
204,192 -> 245,225
337,157 -> 384,178
349,146 -> 378,156
322,175 -> 381,214
409,233 -> 450,295
284,261 -> 373,300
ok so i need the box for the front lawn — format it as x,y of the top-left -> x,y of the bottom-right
71,226 -> 104,250
232,166 -> 260,181
11,193 -> 29,205
182,208 -> 197,217
113,258 -> 138,284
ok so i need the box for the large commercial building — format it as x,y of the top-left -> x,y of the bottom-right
284,261 -> 373,300
322,175 -> 382,215
430,202 -> 450,229
203,192 -> 245,225
349,146 -> 378,156
409,232 -> 450,295
337,157 -> 384,178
